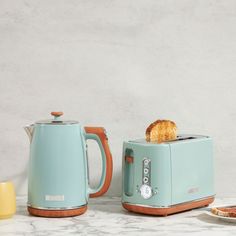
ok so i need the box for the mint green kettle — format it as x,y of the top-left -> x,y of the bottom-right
24,112 -> 113,217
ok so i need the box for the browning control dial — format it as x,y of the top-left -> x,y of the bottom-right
140,184 -> 152,199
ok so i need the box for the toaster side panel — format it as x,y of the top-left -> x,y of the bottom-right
122,142 -> 172,207
170,138 -> 214,205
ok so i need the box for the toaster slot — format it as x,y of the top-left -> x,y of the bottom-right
124,149 -> 134,196
166,136 -> 197,142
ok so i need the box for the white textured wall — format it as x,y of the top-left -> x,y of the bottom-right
0,0 -> 236,197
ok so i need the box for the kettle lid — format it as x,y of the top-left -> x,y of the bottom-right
36,112 -> 78,125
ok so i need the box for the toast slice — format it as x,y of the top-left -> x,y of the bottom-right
211,207 -> 236,218
146,120 -> 177,143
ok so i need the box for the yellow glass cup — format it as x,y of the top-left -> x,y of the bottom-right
0,181 -> 16,219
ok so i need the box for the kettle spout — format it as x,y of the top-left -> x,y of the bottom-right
24,125 -> 34,142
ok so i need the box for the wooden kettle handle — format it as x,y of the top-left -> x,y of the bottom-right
84,127 -> 113,197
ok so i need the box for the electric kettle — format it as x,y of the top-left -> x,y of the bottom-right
24,112 -> 113,217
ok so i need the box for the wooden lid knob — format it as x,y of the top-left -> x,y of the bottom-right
51,112 -> 63,117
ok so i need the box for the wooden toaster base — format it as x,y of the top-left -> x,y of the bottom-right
28,205 -> 87,218
122,197 -> 214,216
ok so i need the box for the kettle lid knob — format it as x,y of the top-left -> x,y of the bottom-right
51,111 -> 63,117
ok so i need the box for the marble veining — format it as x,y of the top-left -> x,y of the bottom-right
0,197 -> 236,236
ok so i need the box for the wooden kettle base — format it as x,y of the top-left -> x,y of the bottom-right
122,197 -> 214,216
28,205 -> 87,218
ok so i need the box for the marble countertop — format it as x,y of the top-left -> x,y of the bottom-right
0,197 -> 236,236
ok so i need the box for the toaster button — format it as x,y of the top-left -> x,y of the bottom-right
144,159 -> 150,165
143,177 -> 149,184
140,184 -> 152,199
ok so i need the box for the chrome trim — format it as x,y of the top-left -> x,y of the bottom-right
27,203 -> 87,210
36,120 -> 78,125
122,195 -> 215,209
128,135 -> 210,145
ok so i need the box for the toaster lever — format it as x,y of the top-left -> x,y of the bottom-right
124,152 -> 134,197
125,156 -> 134,164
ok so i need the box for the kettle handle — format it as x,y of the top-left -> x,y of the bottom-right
84,127 -> 113,198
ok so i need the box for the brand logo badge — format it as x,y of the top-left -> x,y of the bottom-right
45,195 -> 65,201
188,187 -> 199,194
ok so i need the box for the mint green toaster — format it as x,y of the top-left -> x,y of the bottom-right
122,135 -> 215,216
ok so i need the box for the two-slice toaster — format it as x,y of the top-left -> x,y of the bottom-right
122,135 -> 215,216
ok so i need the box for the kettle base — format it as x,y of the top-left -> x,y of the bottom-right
122,196 -> 214,216
28,205 -> 87,218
